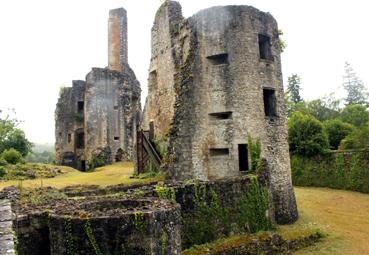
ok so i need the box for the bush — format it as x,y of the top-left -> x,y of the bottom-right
0,156 -> 8,166
0,166 -> 6,177
291,151 -> 369,193
1,148 -> 23,164
288,112 -> 329,157
340,124 -> 369,150
323,119 -> 354,149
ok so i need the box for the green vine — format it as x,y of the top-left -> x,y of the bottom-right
132,211 -> 146,233
84,220 -> 102,255
161,229 -> 167,254
64,216 -> 77,255
248,135 -> 262,172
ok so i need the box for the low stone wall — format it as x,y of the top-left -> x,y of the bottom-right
0,199 -> 16,255
14,198 -> 181,255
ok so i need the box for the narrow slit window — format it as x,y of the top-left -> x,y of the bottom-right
67,133 -> 71,143
77,101 -> 84,113
209,148 -> 229,156
59,132 -> 62,138
258,34 -> 272,60
238,144 -> 249,171
206,53 -> 228,65
209,111 -> 232,120
263,88 -> 277,117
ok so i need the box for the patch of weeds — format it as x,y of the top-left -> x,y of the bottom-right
154,185 -> 176,201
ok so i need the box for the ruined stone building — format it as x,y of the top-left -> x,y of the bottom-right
55,8 -> 141,171
142,1 -> 298,223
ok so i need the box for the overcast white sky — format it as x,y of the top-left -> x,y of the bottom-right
0,0 -> 368,144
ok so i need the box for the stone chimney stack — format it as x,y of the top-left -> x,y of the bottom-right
108,8 -> 128,72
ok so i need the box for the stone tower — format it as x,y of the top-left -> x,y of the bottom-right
55,8 -> 141,171
142,1 -> 298,224
108,8 -> 128,72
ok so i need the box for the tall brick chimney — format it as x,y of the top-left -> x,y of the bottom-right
108,8 -> 128,72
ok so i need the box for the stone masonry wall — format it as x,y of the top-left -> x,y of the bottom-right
108,8 -> 128,72
84,65 -> 141,167
0,199 -> 15,255
145,1 -> 298,224
14,198 -> 181,255
142,2 -> 183,141
55,80 -> 85,169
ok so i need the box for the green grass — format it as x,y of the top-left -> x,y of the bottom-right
0,162 -> 163,190
284,187 -> 369,255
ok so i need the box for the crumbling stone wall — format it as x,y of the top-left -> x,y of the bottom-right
55,80 -> 85,169
143,1 -> 298,224
14,198 -> 181,255
55,8 -> 141,170
85,65 -> 141,166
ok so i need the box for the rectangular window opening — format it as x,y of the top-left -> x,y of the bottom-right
59,132 -> 62,138
209,148 -> 229,156
206,53 -> 228,65
238,144 -> 249,171
114,105 -> 119,110
258,34 -> 273,60
77,101 -> 84,113
76,133 -> 84,149
209,111 -> 232,120
67,133 -> 71,143
263,88 -> 277,117
114,136 -> 120,141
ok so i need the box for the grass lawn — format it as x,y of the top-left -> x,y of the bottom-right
280,187 -> 369,255
0,162 -> 163,190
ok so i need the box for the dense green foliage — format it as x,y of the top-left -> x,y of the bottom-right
340,124 -> 369,150
340,104 -> 369,127
247,135 -> 261,171
0,110 -> 32,157
288,112 -> 329,157
1,148 -> 23,164
291,151 -> 369,193
182,179 -> 272,249
323,119 -> 353,149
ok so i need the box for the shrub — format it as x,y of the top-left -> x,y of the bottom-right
340,124 -> 369,150
1,148 -> 23,164
288,112 -> 329,157
323,119 -> 354,149
0,166 -> 6,177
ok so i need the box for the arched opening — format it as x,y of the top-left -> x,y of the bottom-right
115,148 -> 124,162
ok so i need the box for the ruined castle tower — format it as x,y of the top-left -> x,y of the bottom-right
55,8 -> 141,171
142,1 -> 298,224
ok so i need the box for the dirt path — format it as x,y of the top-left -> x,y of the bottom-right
291,187 -> 369,254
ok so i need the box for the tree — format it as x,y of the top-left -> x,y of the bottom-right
292,96 -> 340,122
288,112 -> 329,157
287,74 -> 303,104
343,62 -> 368,105
323,119 -> 353,149
340,104 -> 369,127
0,110 -> 32,157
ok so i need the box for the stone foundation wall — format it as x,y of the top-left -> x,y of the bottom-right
0,199 -> 15,255
14,198 -> 180,255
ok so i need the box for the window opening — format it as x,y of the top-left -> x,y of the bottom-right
238,144 -> 249,171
